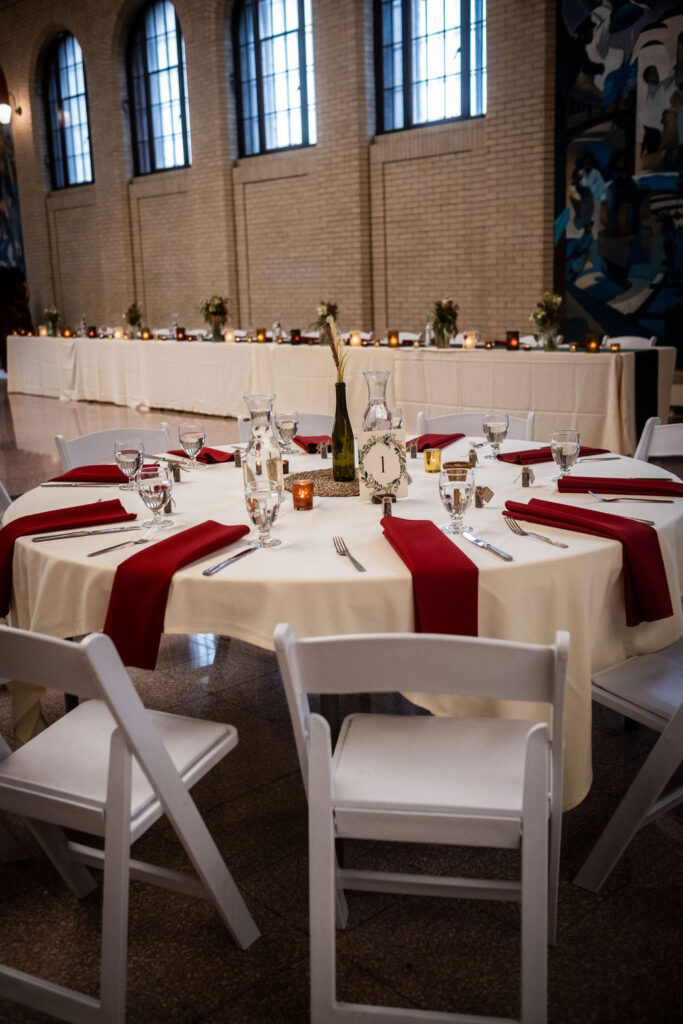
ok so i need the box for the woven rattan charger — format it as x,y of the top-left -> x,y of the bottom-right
284,468 -> 360,497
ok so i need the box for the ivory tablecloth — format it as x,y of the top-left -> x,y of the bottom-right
3,440 -> 682,809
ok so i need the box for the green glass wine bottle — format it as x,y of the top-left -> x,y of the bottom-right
332,382 -> 355,482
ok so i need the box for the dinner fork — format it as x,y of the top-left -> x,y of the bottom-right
587,490 -> 673,505
504,516 -> 569,548
333,536 -> 366,572
88,520 -> 162,556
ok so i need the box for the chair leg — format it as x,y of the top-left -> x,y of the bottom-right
100,729 -> 132,1023
24,818 -> 97,899
521,727 -> 548,1024
308,715 -> 338,1023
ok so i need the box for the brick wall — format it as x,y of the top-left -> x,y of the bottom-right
0,0 -> 555,337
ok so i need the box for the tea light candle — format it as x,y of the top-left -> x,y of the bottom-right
63,327 -> 72,338
462,333 -> 476,350
388,330 -> 399,347
176,327 -> 186,340
423,448 -> 441,473
87,327 -> 97,337
141,328 -> 151,340
38,325 -> 48,337
290,328 -> 302,345
587,337 -> 600,352
349,331 -> 362,347
610,342 -> 621,352
224,329 -> 235,343
255,458 -> 262,475
373,339 -> 380,347
484,339 -> 493,350
292,479 -> 313,510
506,331 -> 520,350
523,344 -> 531,351
282,459 -> 289,474
256,328 -> 266,343
569,342 -> 577,352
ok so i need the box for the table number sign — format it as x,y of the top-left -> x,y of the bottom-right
358,430 -> 409,501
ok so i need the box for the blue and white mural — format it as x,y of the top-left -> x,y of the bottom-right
0,121 -> 24,271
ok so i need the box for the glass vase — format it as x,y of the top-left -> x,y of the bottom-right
242,394 -> 284,490
332,382 -> 355,482
361,370 -> 392,431
541,329 -> 559,352
433,325 -> 451,348
211,317 -> 224,342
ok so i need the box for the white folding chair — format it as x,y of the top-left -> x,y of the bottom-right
0,627 -> 259,1023
574,637 -> 683,893
633,416 -> 683,461
238,412 -> 334,444
416,410 -> 536,441
54,423 -> 173,471
601,334 -> 657,349
274,624 -> 568,1024
0,480 -> 11,518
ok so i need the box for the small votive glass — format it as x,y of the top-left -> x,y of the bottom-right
610,342 -> 621,352
292,479 -> 314,510
424,448 -> 441,473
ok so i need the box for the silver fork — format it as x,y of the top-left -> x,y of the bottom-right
88,520 -> 163,557
587,490 -> 673,505
333,536 -> 366,572
505,517 -> 569,548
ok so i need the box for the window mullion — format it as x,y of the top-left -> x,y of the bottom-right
461,0 -> 471,119
402,0 -> 411,128
297,0 -> 309,146
252,2 -> 267,154
177,14 -> 190,165
55,46 -> 68,187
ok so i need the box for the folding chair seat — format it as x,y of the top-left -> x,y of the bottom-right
0,627 -> 259,1023
574,637 -> 683,892
416,410 -> 536,441
274,624 -> 568,1024
54,423 -> 173,471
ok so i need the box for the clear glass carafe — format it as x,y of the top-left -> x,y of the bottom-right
361,370 -> 393,431
242,394 -> 284,490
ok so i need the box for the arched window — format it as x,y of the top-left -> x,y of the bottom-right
44,34 -> 93,190
127,1 -> 191,175
376,0 -> 486,133
234,0 -> 316,157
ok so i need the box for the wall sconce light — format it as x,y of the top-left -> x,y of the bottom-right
0,70 -> 21,125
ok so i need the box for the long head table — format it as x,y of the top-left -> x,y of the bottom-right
3,438 -> 682,811
7,335 -> 676,454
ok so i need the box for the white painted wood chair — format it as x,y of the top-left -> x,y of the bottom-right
416,410 -> 536,441
574,637 -> 683,893
238,412 -> 334,444
54,423 -> 173,471
633,416 -> 683,461
274,624 -> 569,1024
601,334 -> 657,349
0,627 -> 259,1023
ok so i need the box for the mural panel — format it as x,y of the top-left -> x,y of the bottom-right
0,122 -> 24,270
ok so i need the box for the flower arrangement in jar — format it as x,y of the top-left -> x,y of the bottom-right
200,295 -> 229,342
431,298 -> 459,348
530,292 -> 562,351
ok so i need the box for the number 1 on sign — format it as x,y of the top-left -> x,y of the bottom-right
380,456 -> 385,473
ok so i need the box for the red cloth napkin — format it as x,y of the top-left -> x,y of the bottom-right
381,517 -> 478,635
167,447 -> 233,464
558,476 -> 683,498
293,435 -> 332,453
103,521 -> 250,669
50,464 -> 157,483
497,446 -> 608,465
411,433 -> 465,452
503,499 -> 673,626
0,500 -> 136,617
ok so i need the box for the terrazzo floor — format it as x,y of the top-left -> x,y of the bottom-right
0,381 -> 682,1023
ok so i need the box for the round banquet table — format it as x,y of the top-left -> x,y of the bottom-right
3,439 -> 683,810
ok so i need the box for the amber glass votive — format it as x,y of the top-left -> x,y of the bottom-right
610,342 -> 621,352
484,339 -> 493,350
424,448 -> 441,473
292,479 -> 314,510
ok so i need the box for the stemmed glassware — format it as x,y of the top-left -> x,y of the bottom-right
178,421 -> 206,469
439,467 -> 475,535
114,438 -> 144,491
138,464 -> 174,529
551,429 -> 580,480
273,409 -> 299,454
482,411 -> 509,459
245,480 -> 282,548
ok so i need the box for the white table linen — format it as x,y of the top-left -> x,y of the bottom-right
4,440 -> 682,809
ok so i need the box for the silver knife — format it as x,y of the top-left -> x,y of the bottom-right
33,525 -> 141,542
203,542 -> 258,575
462,529 -> 514,561
41,481 -> 119,487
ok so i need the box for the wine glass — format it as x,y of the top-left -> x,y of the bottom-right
551,429 -> 580,480
482,411 -> 509,459
114,438 -> 144,491
245,480 -> 282,548
178,421 -> 206,468
138,464 -> 173,529
439,468 -> 474,535
273,410 -> 299,454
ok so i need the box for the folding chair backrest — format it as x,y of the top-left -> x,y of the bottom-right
634,418 -> 683,461
54,423 -> 173,470
602,334 -> 657,349
0,480 -> 11,519
416,410 -> 535,440
239,412 -> 334,444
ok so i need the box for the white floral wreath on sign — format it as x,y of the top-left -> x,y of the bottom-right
358,432 -> 409,495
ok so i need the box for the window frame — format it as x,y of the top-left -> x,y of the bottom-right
374,0 -> 486,135
126,0 -> 192,177
43,32 -> 94,191
232,0 -> 315,158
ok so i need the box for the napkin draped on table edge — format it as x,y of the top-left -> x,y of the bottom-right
0,499 -> 137,618
411,433 -> 465,452
497,445 -> 609,465
293,435 -> 332,453
103,520 -> 250,670
167,446 -> 234,464
50,464 -> 158,483
503,498 -> 674,627
558,476 -> 683,498
381,516 -> 478,636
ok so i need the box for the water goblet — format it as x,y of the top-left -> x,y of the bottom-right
245,480 -> 282,548
178,421 -> 206,468
114,438 -> 144,491
439,467 -> 474,535
138,464 -> 173,529
482,411 -> 509,459
551,429 -> 580,480
274,410 -> 299,454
